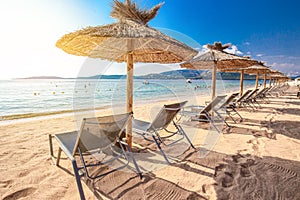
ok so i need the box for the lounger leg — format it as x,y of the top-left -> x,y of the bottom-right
152,135 -> 170,164
126,146 -> 143,179
215,110 -> 230,128
49,134 -> 54,158
233,108 -> 243,122
176,124 -> 195,149
72,159 -> 86,200
56,148 -> 62,166
227,110 -> 237,123
49,134 -> 60,166
205,112 -> 221,133
254,99 -> 261,108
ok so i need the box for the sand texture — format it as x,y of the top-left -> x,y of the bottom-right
1,86 -> 300,200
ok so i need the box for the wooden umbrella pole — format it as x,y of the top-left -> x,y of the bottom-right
269,78 -> 272,87
240,70 -> 244,96
126,40 -> 134,148
255,72 -> 259,89
211,62 -> 217,100
263,74 -> 267,88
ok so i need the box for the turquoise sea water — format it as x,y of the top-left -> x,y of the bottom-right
0,79 -> 263,117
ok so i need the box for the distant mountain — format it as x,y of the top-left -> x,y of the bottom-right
137,69 -> 203,79
290,75 -> 300,80
161,69 -> 203,78
78,75 -> 126,79
220,72 -> 256,80
19,69 -> 257,80
18,76 -> 65,79
138,69 -> 256,80
199,71 -> 256,80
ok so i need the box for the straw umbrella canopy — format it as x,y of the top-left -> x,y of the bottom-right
180,42 -> 259,99
56,0 -> 197,148
267,70 -> 285,86
224,64 -> 271,93
267,71 -> 289,85
244,65 -> 271,89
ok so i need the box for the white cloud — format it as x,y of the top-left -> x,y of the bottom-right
223,45 -> 243,55
201,44 -> 243,55
256,54 -> 264,57
269,62 -> 300,76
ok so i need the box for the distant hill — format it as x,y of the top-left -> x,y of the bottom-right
138,69 -> 256,80
18,76 -> 65,79
137,69 -> 203,79
78,75 -> 126,79
290,76 -> 300,80
199,71 -> 256,80
19,69 -> 257,80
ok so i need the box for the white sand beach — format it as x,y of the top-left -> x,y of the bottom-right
1,86 -> 300,200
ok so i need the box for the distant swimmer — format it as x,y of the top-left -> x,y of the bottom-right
186,79 -> 192,84
194,85 -> 201,90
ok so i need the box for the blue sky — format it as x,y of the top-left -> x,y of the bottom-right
1,0 -> 299,79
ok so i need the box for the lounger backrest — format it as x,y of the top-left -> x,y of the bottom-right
236,89 -> 252,103
200,95 -> 226,114
72,113 -> 132,155
219,93 -> 239,108
244,88 -> 259,100
149,101 -> 187,131
255,88 -> 267,97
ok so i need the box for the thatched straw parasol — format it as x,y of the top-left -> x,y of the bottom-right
266,70 -> 282,86
180,42 -> 259,99
56,0 -> 198,148
267,70 -> 289,85
224,64 -> 271,93
244,64 -> 271,89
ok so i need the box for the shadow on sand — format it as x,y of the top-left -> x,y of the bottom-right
261,120 -> 300,140
213,154 -> 300,200
75,143 -> 300,200
181,149 -> 300,199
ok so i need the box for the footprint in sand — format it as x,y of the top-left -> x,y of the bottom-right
2,187 -> 37,200
213,154 -> 300,200
247,138 -> 265,156
0,180 -> 13,188
18,170 -> 30,178
202,184 -> 217,199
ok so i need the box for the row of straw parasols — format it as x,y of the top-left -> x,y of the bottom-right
55,0 -> 289,148
180,43 -> 289,97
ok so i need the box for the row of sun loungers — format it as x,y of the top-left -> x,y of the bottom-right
48,84 -> 289,199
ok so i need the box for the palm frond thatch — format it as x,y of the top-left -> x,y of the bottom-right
110,0 -> 164,25
207,42 -> 231,51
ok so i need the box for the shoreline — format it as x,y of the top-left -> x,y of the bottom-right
0,79 -> 259,119
0,82 -> 258,124
0,92 -> 202,125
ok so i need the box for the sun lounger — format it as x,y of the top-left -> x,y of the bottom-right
240,88 -> 260,109
219,92 -> 243,123
49,113 -> 142,200
232,89 -> 251,107
132,101 -> 195,164
267,84 -> 289,97
181,95 -> 227,133
254,87 -> 271,103
252,87 -> 270,104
